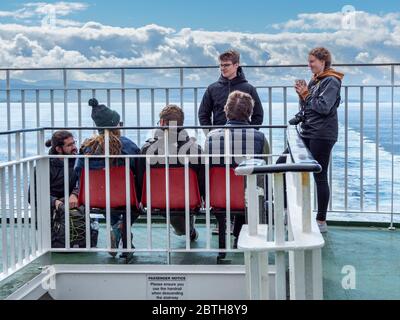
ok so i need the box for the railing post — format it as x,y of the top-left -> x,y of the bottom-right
301,172 -> 312,233
63,68 -> 68,127
389,65 -> 395,230
247,175 -> 259,236
1,167 -> 8,276
6,70 -> 11,161
180,68 -> 184,109
244,173 -> 269,300
273,172 -> 286,300
36,144 -> 51,252
245,251 -> 269,300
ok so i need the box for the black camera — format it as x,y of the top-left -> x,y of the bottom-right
288,111 -> 305,125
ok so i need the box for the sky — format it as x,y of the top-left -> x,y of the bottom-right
0,1 -> 399,85
1,0 -> 400,32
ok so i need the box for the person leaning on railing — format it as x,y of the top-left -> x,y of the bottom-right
74,98 -> 141,258
205,90 -> 270,258
283,47 -> 344,233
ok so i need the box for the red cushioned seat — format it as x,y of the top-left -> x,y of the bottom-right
141,167 -> 201,211
78,166 -> 138,210
209,167 -> 245,211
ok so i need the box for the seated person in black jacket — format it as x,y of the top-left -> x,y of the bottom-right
198,49 -> 264,127
137,105 -> 204,241
29,131 -> 98,248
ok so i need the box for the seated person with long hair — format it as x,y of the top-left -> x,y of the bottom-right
75,98 -> 140,258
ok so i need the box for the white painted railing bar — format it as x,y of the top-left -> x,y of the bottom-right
23,162 -> 30,261
273,172 -> 286,299
8,165 -> 16,270
344,87 -> 349,210
376,87 -> 380,211
50,89 -> 55,132
21,90 -> 26,158
205,157 -> 211,250
136,89 -> 141,145
63,69 -> 68,127
125,158 -> 132,251
104,129 -> 111,250
107,89 -> 111,108
390,66 -> 395,230
6,70 -> 11,161
224,128 -> 231,250
63,158 -> 70,249
1,167 -> 8,276
121,69 -> 126,134
360,87 -> 364,211
78,89 -> 82,145
29,161 -> 37,258
15,133 -> 23,266
84,157 -> 91,249
35,90 -> 40,155
145,158 -> 152,249
184,158 -> 190,250
164,129 -> 171,264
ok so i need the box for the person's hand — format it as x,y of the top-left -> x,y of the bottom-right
55,199 -> 63,210
69,194 -> 79,209
295,80 -> 308,99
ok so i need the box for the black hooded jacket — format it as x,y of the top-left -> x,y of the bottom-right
28,150 -> 79,210
198,67 -> 264,126
299,70 -> 343,141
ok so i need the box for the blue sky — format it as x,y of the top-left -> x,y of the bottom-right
0,1 -> 399,85
1,0 -> 400,32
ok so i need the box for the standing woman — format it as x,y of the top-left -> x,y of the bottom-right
295,47 -> 344,233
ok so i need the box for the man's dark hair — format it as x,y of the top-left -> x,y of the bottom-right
224,91 -> 254,122
159,104 -> 185,126
45,130 -> 73,154
219,50 -> 240,65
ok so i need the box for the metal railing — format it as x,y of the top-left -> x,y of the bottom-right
0,124 -> 325,299
1,63 -> 399,220
236,125 -> 323,299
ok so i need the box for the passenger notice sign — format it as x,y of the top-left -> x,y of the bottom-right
146,275 -> 188,300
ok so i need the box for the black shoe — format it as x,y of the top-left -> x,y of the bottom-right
120,244 -> 135,259
120,232 -> 134,259
190,228 -> 199,242
217,252 -> 226,260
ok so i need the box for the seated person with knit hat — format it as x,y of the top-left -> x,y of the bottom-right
75,98 -> 140,259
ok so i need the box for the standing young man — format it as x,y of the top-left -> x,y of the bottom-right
198,50 -> 264,126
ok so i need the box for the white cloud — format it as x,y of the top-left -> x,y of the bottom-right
0,1 -> 87,21
25,2 -> 88,16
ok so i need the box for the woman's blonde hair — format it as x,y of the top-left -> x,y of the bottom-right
81,129 -> 122,164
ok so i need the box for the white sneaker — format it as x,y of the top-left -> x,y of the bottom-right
317,220 -> 328,233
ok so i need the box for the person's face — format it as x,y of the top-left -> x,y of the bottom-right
56,136 -> 77,155
220,60 -> 239,80
308,55 -> 325,75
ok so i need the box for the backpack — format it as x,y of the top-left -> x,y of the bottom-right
51,204 -> 99,248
